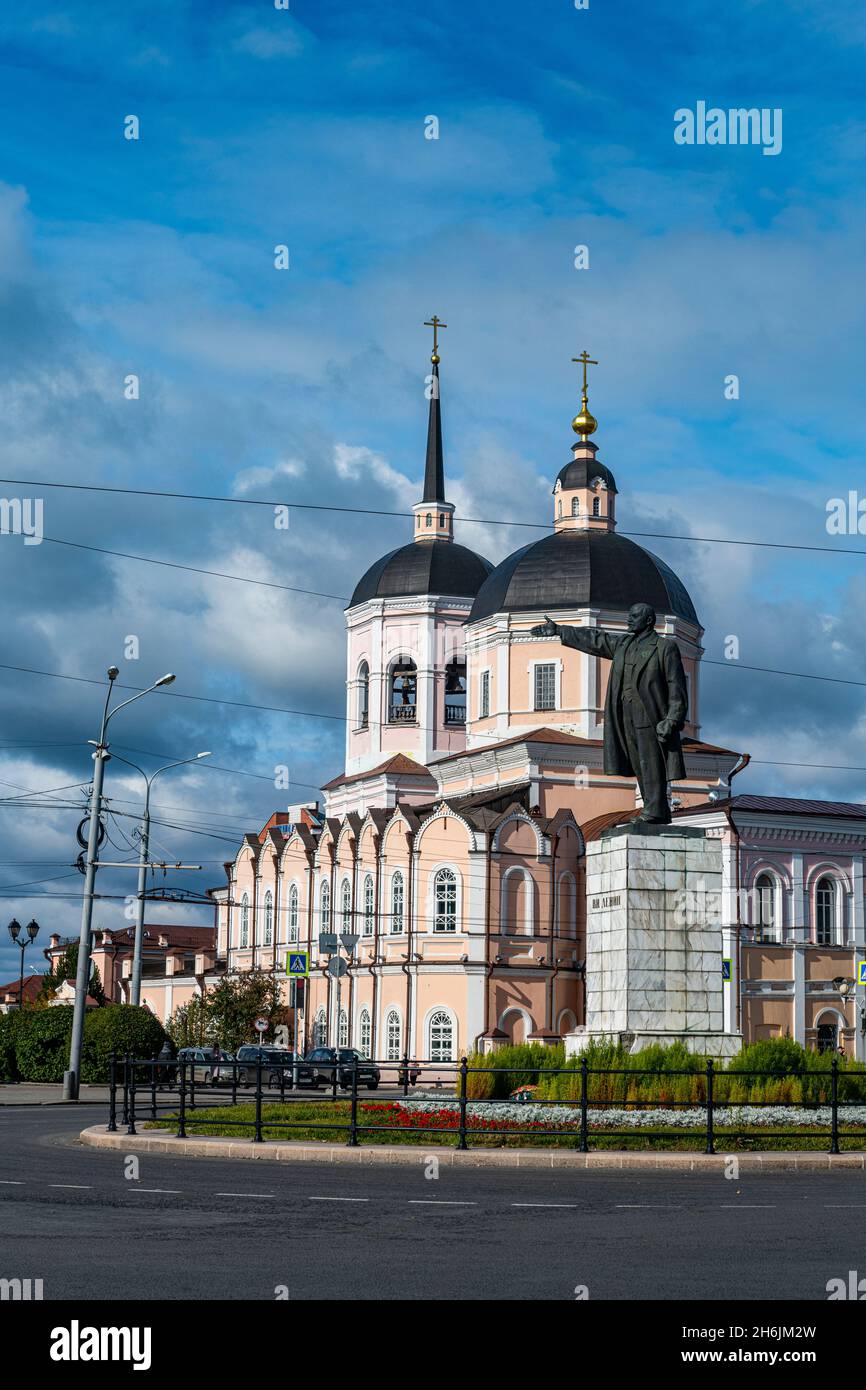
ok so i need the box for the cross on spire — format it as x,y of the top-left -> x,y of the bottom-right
424,315 -> 447,364
571,349 -> 598,397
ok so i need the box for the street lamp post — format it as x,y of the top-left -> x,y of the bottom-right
7,918 -> 39,1009
62,667 -> 177,1101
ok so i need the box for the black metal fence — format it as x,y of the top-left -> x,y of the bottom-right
106,1054 -> 866,1154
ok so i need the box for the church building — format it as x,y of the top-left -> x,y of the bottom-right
208,332 -> 866,1063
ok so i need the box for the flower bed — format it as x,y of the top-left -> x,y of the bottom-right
403,1094 -> 866,1130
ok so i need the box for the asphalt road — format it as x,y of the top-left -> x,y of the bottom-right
2,1105 -> 865,1301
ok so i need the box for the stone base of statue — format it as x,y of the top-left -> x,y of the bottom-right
564,823 -> 741,1059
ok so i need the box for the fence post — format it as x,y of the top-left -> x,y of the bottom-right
579,1055 -> 589,1153
331,1055 -> 338,1102
177,1061 -> 187,1138
126,1056 -> 137,1137
402,1052 -> 410,1098
189,1055 -> 196,1111
457,1057 -> 469,1151
149,1052 -> 157,1120
107,1051 -> 117,1133
347,1055 -> 359,1147
830,1058 -> 840,1155
705,1059 -> 715,1156
253,1057 -> 264,1143
121,1052 -> 130,1128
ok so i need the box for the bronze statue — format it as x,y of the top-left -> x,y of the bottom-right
530,602 -> 688,824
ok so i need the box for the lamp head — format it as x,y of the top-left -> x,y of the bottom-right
196,751 -> 212,760
7,918 -> 21,942
107,666 -> 120,681
155,673 -> 176,688
26,919 -> 39,942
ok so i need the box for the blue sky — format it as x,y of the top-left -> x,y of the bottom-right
1,0 -> 865,976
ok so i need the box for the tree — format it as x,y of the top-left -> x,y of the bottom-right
205,971 -> 290,1053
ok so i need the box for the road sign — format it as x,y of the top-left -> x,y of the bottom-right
319,933 -> 338,954
327,956 -> 348,979
859,961 -> 866,986
340,932 -> 360,954
254,1017 -> 268,1033
722,958 -> 732,982
286,950 -> 309,977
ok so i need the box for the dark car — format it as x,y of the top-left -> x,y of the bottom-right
235,1045 -> 311,1089
305,1047 -> 380,1090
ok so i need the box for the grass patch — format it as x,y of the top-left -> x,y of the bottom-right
143,1100 -> 866,1152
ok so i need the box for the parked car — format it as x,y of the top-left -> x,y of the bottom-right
305,1047 -> 381,1090
234,1045 -> 310,1089
175,1047 -> 236,1087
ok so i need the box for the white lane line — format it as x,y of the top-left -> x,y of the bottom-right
216,1192 -> 277,1199
408,1200 -> 477,1206
825,1204 -> 866,1208
128,1188 -> 183,1194
719,1204 -> 775,1209
512,1202 -> 577,1209
49,1184 -> 92,1190
0,1179 -> 24,1185
308,1196 -> 370,1203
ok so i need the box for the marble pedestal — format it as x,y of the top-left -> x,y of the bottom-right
565,825 -> 741,1058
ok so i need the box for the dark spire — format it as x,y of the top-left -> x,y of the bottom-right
423,360 -> 445,503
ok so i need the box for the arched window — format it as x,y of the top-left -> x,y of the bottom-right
816,1015 -> 839,1053
288,884 -> 299,942
341,878 -> 352,932
386,1009 -> 401,1060
314,1006 -> 327,1047
357,662 -> 369,729
389,657 -> 417,722
426,512 -> 432,527
338,1008 -> 349,1048
320,880 -> 331,931
433,867 -> 457,933
558,871 -> 577,938
557,499 -> 562,518
755,873 -> 776,941
502,868 -> 533,936
363,874 -> 375,936
439,512 -> 446,528
816,877 -> 837,945
359,1008 -> 372,1058
263,890 -> 273,946
428,1009 -> 455,1062
240,893 -> 250,949
571,496 -> 579,517
592,496 -> 601,517
391,871 -> 404,935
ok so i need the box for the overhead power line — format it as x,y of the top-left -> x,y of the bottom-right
0,474 -> 862,561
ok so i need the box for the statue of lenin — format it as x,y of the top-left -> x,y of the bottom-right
530,602 -> 688,824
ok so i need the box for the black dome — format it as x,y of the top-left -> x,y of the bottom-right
555,455 -> 618,494
468,530 -> 699,625
350,540 -> 494,607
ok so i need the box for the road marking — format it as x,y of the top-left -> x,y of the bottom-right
512,1202 -> 577,1209
408,1200 -> 477,1206
825,1204 -> 866,1208
719,1204 -> 775,1209
49,1184 -> 92,1190
216,1192 -> 277,1199
128,1188 -> 183,1194
308,1196 -> 370,1203
0,1179 -> 24,1185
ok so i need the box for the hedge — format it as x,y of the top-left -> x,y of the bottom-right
461,1037 -> 866,1108
1,1005 -> 166,1083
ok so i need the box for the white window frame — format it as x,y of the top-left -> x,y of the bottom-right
479,668 -> 491,719
263,890 -> 273,947
390,870 -> 404,935
530,659 -> 560,712
432,866 -> 458,934
427,1007 -> 456,1062
385,1008 -> 402,1061
288,883 -> 299,943
359,1007 -> 372,1058
240,892 -> 250,949
363,873 -> 375,936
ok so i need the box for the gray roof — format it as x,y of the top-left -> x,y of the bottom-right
468,529 -> 699,625
350,539 -> 493,607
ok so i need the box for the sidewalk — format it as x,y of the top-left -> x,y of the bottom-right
0,1083 -> 111,1105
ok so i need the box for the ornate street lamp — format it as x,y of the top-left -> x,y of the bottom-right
7,918 -> 38,1009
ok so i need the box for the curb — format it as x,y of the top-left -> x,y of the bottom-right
78,1126 -> 866,1171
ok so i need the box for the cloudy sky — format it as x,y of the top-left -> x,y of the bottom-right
0,0 -> 864,978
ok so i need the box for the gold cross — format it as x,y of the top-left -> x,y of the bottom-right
424,315 -> 447,362
571,350 -> 598,396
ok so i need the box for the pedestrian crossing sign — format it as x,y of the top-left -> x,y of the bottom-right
286,950 -> 309,977
858,960 -> 866,986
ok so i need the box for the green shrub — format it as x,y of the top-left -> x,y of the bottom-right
13,1006 -> 74,1081
81,1005 -> 166,1083
0,1012 -> 20,1081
